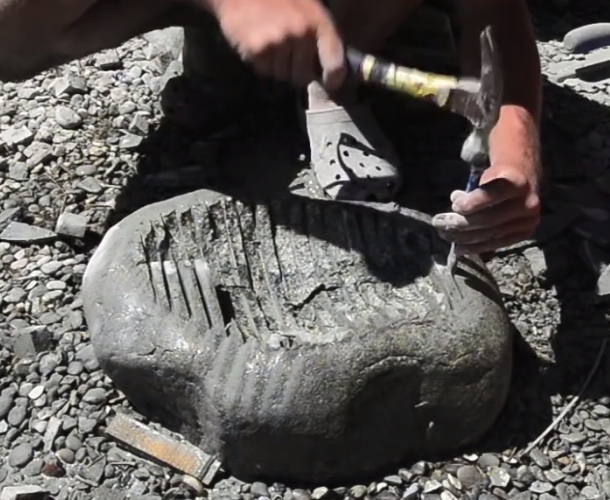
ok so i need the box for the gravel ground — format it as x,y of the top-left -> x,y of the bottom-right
3,2 -> 610,500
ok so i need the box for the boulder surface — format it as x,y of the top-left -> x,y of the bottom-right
82,189 -> 513,484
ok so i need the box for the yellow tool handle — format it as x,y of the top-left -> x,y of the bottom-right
346,47 -> 459,108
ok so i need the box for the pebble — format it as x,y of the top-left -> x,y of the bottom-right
77,177 -> 103,194
0,485 -> 49,500
457,465 -> 484,489
27,385 -> 44,400
82,388 -> 107,404
8,442 -> 34,468
55,106 -> 83,129
582,486 -> 601,500
0,222 -> 56,244
349,485 -> 367,499
529,482 -> 554,494
251,482 -> 270,498
1,126 -> 33,146
53,74 -> 87,96
0,393 -> 14,419
403,484 -> 419,500
7,404 -> 27,427
489,467 -> 511,489
562,432 -> 587,445
544,469 -> 565,484
65,434 -> 82,451
55,212 -> 87,238
57,448 -> 75,464
529,448 -> 551,469
311,487 -> 330,500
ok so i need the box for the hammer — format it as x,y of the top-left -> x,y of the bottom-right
345,26 -> 503,278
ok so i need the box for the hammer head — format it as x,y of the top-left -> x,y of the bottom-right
451,26 -> 503,134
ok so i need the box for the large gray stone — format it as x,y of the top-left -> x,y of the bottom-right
82,189 -> 513,484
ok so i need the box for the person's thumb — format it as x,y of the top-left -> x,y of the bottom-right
316,22 -> 347,90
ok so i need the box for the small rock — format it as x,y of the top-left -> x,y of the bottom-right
1,126 -> 33,147
43,417 -> 62,452
0,222 -> 56,244
423,480 -> 442,494
561,432 -> 587,445
7,404 -> 27,427
544,469 -> 565,484
55,212 -> 87,238
529,448 -> 551,469
523,247 -> 547,277
529,482 -> 553,494
55,106 -> 82,129
251,483 -> 269,498
10,326 -> 52,359
27,386 -> 44,401
457,465 -> 484,489
311,487 -> 330,500
65,434 -> 82,451
384,475 -> 402,486
95,50 -> 122,70
411,461 -> 429,476
8,162 -> 29,180
24,142 -> 53,167
57,448 -> 75,464
489,467 -> 511,489
582,486 -> 601,500
77,177 -> 103,194
39,353 -> 61,375
349,486 -> 367,499
0,207 -> 21,226
403,484 -> 420,500
53,74 -> 87,97
23,459 -> 44,477
129,114 -> 149,135
119,132 -> 143,150
293,489 -> 311,500
0,393 -> 14,419
8,442 -> 34,468
75,164 -> 97,176
182,475 -> 205,497
0,485 -> 49,500
82,388 -> 107,405
592,405 -> 610,417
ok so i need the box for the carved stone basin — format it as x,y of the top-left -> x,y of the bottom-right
82,188 -> 513,484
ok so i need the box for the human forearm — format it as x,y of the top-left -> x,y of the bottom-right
459,0 -> 542,177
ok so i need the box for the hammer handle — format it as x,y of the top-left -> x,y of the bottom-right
346,47 -> 459,108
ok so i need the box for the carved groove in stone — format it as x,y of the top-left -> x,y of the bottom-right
135,198 -> 449,343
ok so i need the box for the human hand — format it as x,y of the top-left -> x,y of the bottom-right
211,0 -> 346,89
431,162 -> 541,255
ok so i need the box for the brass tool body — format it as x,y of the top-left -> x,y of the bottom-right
345,47 -> 481,119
